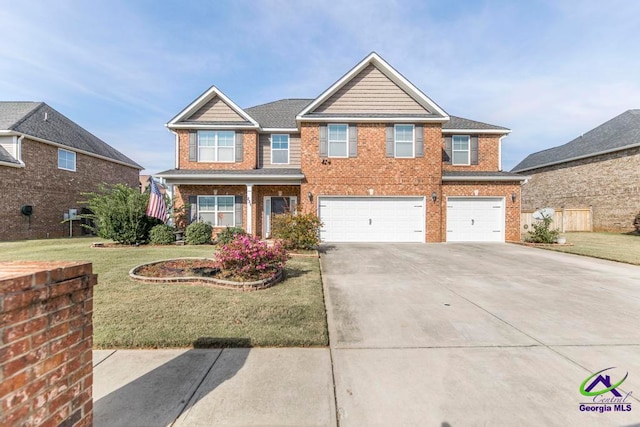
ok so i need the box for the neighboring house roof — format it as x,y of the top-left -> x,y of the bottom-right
0,102 -> 142,169
442,170 -> 529,181
0,145 -> 20,165
245,99 -> 312,129
512,109 -> 640,172
444,116 -> 510,133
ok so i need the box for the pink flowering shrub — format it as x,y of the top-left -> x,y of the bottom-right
215,234 -> 289,280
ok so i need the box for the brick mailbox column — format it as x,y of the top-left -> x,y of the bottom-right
0,261 -> 96,427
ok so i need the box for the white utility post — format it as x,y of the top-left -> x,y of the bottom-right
246,184 -> 253,234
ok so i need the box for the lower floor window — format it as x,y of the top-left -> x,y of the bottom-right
198,195 -> 234,227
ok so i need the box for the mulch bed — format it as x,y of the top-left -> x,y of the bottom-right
134,258 -> 276,282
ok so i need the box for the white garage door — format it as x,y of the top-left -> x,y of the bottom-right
446,197 -> 505,242
318,197 -> 425,242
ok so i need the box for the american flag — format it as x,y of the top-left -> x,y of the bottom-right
146,178 -> 168,222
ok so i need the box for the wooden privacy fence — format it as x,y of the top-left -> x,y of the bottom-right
521,208 -> 593,233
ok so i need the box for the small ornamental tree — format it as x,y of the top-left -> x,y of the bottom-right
79,184 -> 160,245
526,214 -> 560,243
215,234 -> 289,280
271,213 -> 323,250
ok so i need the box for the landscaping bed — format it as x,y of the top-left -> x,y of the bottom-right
0,237 -> 329,348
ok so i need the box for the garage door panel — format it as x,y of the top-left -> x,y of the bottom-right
446,197 -> 504,242
319,197 -> 425,243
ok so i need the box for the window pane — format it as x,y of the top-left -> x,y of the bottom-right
218,147 -> 234,162
328,125 -> 347,141
217,196 -> 234,211
217,132 -> 235,147
198,131 -> 215,146
452,151 -> 469,165
199,147 -> 215,161
199,212 -> 216,225
329,141 -> 347,157
272,149 -> 288,164
395,125 -> 413,142
199,197 -> 216,211
272,135 -> 289,149
218,212 -> 234,227
452,135 -> 469,150
395,141 -> 413,157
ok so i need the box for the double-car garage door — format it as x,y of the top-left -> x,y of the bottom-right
318,196 -> 505,243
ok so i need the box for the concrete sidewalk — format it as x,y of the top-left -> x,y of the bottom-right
93,348 -> 336,426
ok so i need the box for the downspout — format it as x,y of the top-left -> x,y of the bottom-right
498,136 -> 504,171
168,128 -> 179,170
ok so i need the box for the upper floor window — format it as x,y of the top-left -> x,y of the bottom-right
58,148 -> 76,171
452,135 -> 470,165
198,195 -> 235,227
198,131 -> 235,162
271,134 -> 289,164
394,124 -> 414,158
328,124 -> 348,157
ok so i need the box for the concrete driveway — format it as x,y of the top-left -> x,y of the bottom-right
321,243 -> 640,426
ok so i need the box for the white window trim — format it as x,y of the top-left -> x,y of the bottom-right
58,148 -> 76,171
452,135 -> 471,166
197,195 -> 235,227
197,130 -> 236,163
394,124 -> 415,158
327,123 -> 349,158
270,134 -> 290,165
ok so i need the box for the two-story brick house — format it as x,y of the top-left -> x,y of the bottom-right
158,53 -> 526,243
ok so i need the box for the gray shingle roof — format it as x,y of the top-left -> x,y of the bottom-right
0,145 -> 20,164
0,102 -> 141,169
442,170 -> 527,180
444,116 -> 509,131
245,99 -> 312,129
512,109 -> 640,172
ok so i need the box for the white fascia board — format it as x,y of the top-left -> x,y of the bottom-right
513,142 -> 640,173
167,86 -> 259,127
442,129 -> 511,135
16,133 -> 142,170
297,52 -> 449,120
157,173 -> 304,181
260,128 -> 299,133
162,177 -> 303,186
442,175 -> 531,182
167,123 -> 259,130
0,160 -> 24,168
297,116 -> 448,123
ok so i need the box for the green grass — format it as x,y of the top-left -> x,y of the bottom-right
0,237 -> 328,348
530,232 -> 640,265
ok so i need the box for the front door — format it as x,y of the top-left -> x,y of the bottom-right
264,196 -> 297,237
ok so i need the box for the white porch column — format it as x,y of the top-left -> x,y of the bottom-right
246,184 -> 253,234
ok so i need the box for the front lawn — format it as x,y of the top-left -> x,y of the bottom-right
531,232 -> 640,265
0,238 -> 328,348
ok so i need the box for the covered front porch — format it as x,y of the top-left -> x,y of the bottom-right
157,169 -> 304,238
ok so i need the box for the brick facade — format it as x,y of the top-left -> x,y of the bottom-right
177,129 -> 258,170
442,134 -> 502,172
0,261 -> 95,427
521,147 -> 640,232
0,138 -> 140,241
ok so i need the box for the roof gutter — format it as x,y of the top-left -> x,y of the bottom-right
442,175 -> 530,182
442,129 -> 511,135
0,160 -> 24,168
513,141 -> 640,173
295,116 -> 449,123
167,123 -> 259,130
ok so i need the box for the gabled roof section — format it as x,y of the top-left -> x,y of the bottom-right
0,102 -> 141,169
297,52 -> 449,122
512,109 -> 640,172
0,145 -> 20,165
245,99 -> 312,129
167,86 -> 259,129
443,116 -> 510,134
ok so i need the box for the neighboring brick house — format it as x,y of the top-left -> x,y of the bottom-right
158,53 -> 526,243
512,110 -> 640,232
0,102 -> 142,240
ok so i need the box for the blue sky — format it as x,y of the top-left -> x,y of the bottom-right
2,0 -> 639,173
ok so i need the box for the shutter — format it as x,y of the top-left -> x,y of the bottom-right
234,195 -> 243,228
415,124 -> 424,158
444,136 -> 452,164
348,124 -> 357,158
188,195 -> 197,223
385,124 -> 394,157
319,125 -> 328,157
189,131 -> 197,161
235,132 -> 244,162
470,136 -> 479,165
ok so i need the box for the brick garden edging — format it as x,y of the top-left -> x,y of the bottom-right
129,258 -> 282,291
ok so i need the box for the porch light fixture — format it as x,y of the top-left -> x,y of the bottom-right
431,192 -> 437,203
511,192 -> 517,203
307,192 -> 313,202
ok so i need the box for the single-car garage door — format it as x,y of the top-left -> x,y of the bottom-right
318,197 -> 425,242
446,197 -> 505,242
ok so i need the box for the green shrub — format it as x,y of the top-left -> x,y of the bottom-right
526,215 -> 559,243
149,224 -> 176,245
271,213 -> 323,250
216,226 -> 246,245
79,184 -> 159,245
186,222 -> 213,245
